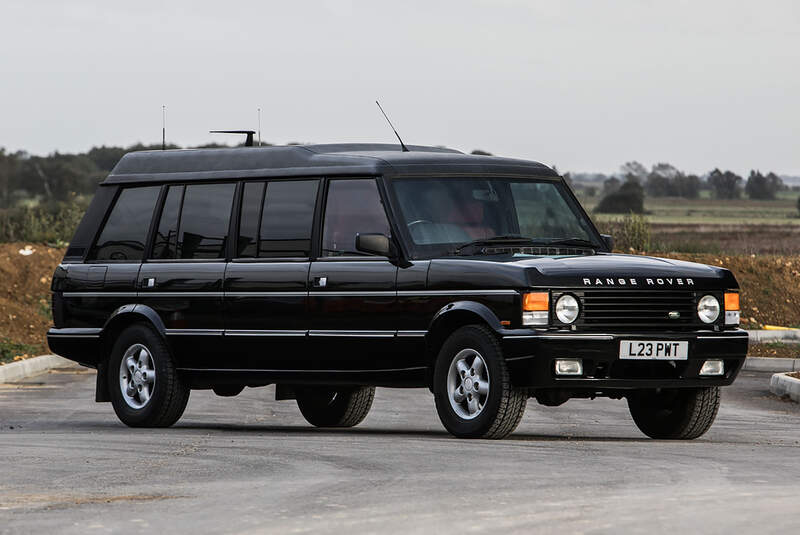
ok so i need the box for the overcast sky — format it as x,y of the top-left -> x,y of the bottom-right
1,0 -> 798,176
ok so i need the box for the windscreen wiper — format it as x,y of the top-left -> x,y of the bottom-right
452,236 -> 599,256
452,235 -> 539,255
542,238 -> 599,249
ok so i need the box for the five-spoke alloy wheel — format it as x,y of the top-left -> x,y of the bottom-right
447,349 -> 490,419
119,344 -> 156,409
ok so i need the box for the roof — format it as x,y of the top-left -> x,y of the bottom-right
102,143 -> 559,185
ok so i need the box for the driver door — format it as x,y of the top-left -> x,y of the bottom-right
307,178 -> 399,371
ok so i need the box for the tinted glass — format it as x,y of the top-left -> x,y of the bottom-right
322,179 -> 390,256
237,182 -> 265,258
178,183 -> 235,259
258,180 -> 318,257
89,186 -> 160,261
391,178 -> 597,250
509,182 -> 592,240
151,185 -> 183,259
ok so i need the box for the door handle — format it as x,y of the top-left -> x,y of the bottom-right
312,276 -> 327,288
142,277 -> 155,289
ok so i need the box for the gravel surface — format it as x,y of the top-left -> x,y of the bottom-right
1,367 -> 799,534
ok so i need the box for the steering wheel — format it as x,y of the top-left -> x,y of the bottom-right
407,219 -> 432,229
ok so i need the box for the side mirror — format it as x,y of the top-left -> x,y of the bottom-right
356,233 -> 396,257
601,234 -> 614,251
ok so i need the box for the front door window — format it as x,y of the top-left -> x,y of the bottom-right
321,179 -> 391,257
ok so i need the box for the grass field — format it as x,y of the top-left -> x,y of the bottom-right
579,193 -> 800,254
582,193 -> 800,225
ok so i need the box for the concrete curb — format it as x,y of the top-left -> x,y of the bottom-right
742,357 -> 800,373
769,372 -> 800,403
0,354 -> 77,384
746,329 -> 800,343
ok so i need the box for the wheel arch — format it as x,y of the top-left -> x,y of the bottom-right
95,305 -> 168,402
424,301 -> 503,385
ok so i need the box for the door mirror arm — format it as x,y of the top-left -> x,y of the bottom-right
355,233 -> 409,266
601,234 -> 614,252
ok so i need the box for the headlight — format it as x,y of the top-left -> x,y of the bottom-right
697,295 -> 721,324
555,294 -> 580,324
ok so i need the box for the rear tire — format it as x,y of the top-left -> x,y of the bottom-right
627,387 -> 720,439
433,325 -> 527,439
108,324 -> 190,428
295,386 -> 375,427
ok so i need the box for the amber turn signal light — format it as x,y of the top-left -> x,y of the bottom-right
724,292 -> 740,311
523,292 -> 549,311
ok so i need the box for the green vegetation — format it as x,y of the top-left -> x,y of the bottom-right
0,339 -> 39,365
596,213 -> 651,252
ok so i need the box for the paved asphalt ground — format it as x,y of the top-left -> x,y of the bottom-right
1,367 -> 799,534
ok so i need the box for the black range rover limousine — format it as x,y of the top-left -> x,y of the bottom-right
48,143 -> 748,439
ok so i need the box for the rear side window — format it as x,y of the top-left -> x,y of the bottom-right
322,179 -> 390,256
237,182 -> 265,258
152,185 -> 183,259
89,186 -> 161,261
150,183 -> 236,260
236,179 -> 319,258
178,183 -> 236,259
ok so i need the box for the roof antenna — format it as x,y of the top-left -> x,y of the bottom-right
209,130 -> 256,147
161,105 -> 166,150
257,108 -> 262,147
375,100 -> 409,152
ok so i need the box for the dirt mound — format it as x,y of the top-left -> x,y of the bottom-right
659,252 -> 800,329
0,243 -> 65,356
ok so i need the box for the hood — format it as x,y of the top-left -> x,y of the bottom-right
427,253 -> 738,291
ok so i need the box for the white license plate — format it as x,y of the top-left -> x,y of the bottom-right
619,340 -> 688,360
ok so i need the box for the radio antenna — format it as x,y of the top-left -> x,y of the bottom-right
257,108 -> 262,146
161,105 -> 166,150
375,100 -> 409,152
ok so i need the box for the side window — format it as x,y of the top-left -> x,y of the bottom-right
237,182 -> 265,258
178,183 -> 236,259
259,180 -> 318,257
89,186 -> 160,261
152,185 -> 183,259
322,179 -> 390,257
235,180 -> 319,258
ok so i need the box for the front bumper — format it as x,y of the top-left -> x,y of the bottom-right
500,329 -> 748,390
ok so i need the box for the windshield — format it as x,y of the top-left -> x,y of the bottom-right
390,177 -> 600,254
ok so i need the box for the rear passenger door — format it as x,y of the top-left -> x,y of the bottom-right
224,179 -> 320,369
308,178 -> 399,371
137,182 -> 236,369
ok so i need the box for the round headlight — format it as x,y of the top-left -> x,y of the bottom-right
697,295 -> 720,324
555,294 -> 580,324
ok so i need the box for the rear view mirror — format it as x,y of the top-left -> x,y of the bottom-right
355,233 -> 396,257
601,234 -> 614,251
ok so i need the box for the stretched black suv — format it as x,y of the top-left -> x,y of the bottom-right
48,143 -> 748,439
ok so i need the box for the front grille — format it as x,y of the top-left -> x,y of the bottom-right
576,290 -> 699,330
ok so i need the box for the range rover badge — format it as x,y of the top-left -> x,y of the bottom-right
668,311 -> 681,319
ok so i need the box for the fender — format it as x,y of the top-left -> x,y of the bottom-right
427,300 -> 503,336
102,304 -> 167,338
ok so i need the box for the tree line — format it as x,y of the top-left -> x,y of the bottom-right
589,161 -> 787,213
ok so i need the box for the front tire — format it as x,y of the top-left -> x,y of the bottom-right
295,386 -> 375,427
627,387 -> 720,439
108,324 -> 190,428
433,325 -> 527,439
